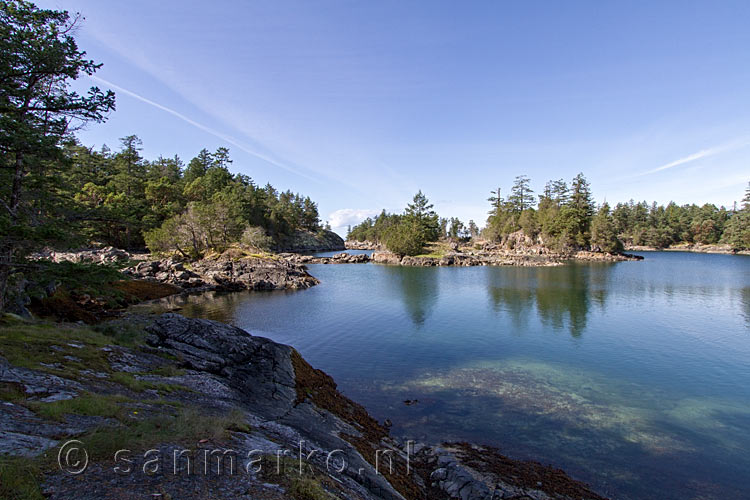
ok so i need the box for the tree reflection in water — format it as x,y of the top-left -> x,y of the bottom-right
487,263 -> 614,338
381,265 -> 439,328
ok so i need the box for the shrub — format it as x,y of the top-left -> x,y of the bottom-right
241,226 -> 274,252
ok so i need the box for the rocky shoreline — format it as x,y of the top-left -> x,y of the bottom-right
625,243 -> 750,255
123,255 -> 319,293
17,244 -> 643,325
0,313 -> 607,500
282,250 -> 642,267
15,250 -> 320,323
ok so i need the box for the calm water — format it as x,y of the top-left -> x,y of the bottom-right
143,252 -> 750,499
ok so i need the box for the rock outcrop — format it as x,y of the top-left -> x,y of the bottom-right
276,229 -> 345,253
30,246 -> 141,264
372,251 -> 567,267
124,256 -> 319,292
625,243 -> 750,255
346,240 -> 382,250
282,252 -> 372,264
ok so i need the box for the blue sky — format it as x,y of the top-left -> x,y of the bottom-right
44,0 -> 750,233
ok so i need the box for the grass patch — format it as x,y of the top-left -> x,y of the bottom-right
80,407 -> 251,461
414,242 -> 449,259
92,321 -> 146,347
289,476 -> 335,500
0,456 -> 43,500
414,252 -> 444,259
224,408 -> 252,433
28,393 -> 130,422
111,372 -> 183,394
259,455 -> 338,500
0,322 -> 116,377
0,318 -> 153,380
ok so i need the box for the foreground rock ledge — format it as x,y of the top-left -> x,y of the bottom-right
2,314 -> 607,499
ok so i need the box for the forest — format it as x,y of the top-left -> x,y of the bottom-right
62,138 -> 324,257
348,174 -> 750,255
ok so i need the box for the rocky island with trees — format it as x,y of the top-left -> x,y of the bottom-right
347,175 -> 750,264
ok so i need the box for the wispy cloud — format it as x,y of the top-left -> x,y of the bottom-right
91,76 -> 321,183
635,136 -> 750,177
328,208 -> 380,228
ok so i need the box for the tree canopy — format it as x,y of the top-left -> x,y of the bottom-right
1,0 -> 116,310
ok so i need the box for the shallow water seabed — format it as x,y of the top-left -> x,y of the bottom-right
373,357 -> 750,498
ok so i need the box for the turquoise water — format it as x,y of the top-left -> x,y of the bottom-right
151,252 -> 750,499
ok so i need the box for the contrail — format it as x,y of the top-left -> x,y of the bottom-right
635,136 -> 750,177
90,75 -> 321,183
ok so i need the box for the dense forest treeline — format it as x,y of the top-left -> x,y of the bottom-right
6,133 -> 328,258
63,137 -> 325,256
349,174 -> 750,255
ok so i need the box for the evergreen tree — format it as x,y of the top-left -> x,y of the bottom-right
0,0 -> 115,310
384,218 -> 425,256
183,149 -> 212,184
508,175 -> 534,212
405,190 -> 439,241
591,203 -> 623,253
565,173 -> 595,246
487,187 -> 503,215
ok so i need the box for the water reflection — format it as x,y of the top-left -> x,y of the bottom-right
381,265 -> 439,327
487,264 -> 613,337
134,290 -> 245,324
486,268 -> 535,330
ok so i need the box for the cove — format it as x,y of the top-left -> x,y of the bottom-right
143,251 -> 750,500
